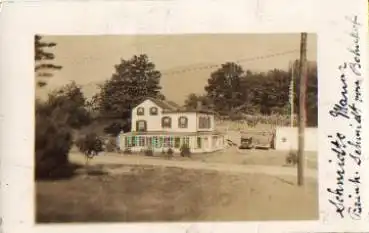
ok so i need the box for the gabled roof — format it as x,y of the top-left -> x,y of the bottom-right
146,97 -> 182,111
136,97 -> 214,114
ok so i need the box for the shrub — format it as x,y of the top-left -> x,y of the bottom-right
35,112 -> 73,179
144,147 -> 154,157
105,137 -> 118,152
180,144 -> 191,157
104,122 -> 124,136
167,148 -> 174,159
285,150 -> 298,165
76,132 -> 104,159
123,147 -> 132,154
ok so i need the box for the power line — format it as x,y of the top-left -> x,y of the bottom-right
79,49 -> 300,88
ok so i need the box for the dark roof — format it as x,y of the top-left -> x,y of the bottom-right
162,109 -> 214,114
138,97 -> 214,114
121,130 -> 225,136
146,97 -> 182,111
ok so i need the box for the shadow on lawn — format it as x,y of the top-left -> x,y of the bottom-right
35,162 -> 109,181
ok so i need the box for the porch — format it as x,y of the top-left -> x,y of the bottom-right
118,131 -> 225,153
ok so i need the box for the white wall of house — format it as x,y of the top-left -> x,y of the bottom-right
131,99 -> 203,133
131,99 -> 163,132
163,112 -> 197,132
275,127 -> 318,152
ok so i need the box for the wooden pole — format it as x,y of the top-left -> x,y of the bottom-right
297,33 -> 308,186
290,62 -> 294,128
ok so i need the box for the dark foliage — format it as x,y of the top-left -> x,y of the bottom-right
76,133 -> 104,157
104,122 -> 124,136
35,35 -> 62,86
93,54 -> 165,131
123,147 -> 132,154
185,60 -> 318,126
144,148 -> 154,157
180,144 -> 191,157
35,109 -> 73,179
285,150 -> 299,165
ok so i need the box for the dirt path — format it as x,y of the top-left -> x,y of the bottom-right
69,152 -> 317,179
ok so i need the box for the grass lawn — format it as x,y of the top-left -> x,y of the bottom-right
169,147 -> 318,170
36,164 -> 318,223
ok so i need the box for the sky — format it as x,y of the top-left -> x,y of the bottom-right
36,34 -> 317,104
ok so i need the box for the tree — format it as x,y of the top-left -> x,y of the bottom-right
35,100 -> 73,179
184,93 -> 212,110
293,61 -> 318,126
247,69 -> 290,115
205,62 -> 244,114
35,82 -> 92,180
35,35 -> 62,87
94,54 -> 164,131
42,81 -> 91,129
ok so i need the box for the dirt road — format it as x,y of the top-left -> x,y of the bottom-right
69,152 -> 317,179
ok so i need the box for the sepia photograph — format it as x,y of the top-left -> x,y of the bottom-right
35,33 -> 319,223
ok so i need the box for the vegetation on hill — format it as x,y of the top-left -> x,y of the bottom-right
184,60 -> 318,127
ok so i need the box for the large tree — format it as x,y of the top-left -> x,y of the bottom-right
94,54 -> 164,131
292,61 -> 318,126
35,35 -> 62,87
205,62 -> 244,114
184,93 -> 212,110
241,69 -> 290,115
42,81 -> 91,129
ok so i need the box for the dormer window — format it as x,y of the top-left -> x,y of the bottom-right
178,116 -> 188,128
150,107 -> 158,115
162,116 -> 172,128
137,107 -> 144,116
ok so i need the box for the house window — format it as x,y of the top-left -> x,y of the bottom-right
178,116 -> 188,128
125,137 -> 132,147
199,116 -> 211,129
146,137 -> 153,147
150,107 -> 158,115
153,136 -> 159,148
164,137 -> 171,148
138,136 -> 145,147
137,107 -> 145,116
136,120 -> 147,132
197,137 -> 202,149
182,137 -> 190,146
207,117 -> 211,128
174,137 -> 181,148
169,137 -> 174,148
162,116 -> 172,128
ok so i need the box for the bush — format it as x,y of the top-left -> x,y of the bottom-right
105,137 -> 118,152
180,144 -> 191,157
286,150 -> 298,165
76,132 -> 104,158
144,148 -> 154,157
104,122 -> 124,136
123,147 -> 132,154
35,112 -> 73,179
167,148 -> 174,159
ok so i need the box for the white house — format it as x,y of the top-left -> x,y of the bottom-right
118,97 -> 225,153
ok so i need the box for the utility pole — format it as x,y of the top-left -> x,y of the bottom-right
289,61 -> 295,128
297,32 -> 308,186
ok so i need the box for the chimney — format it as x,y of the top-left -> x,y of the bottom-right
196,101 -> 202,111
